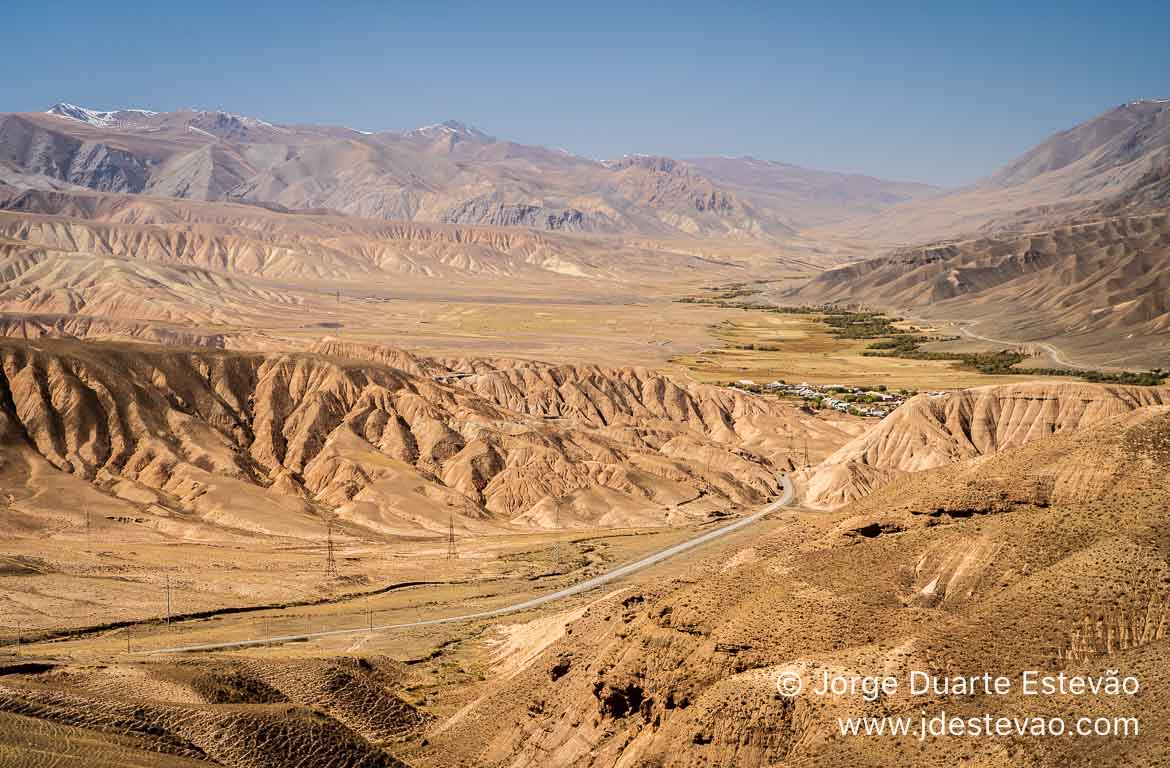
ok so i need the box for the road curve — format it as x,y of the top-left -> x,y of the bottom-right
137,474 -> 794,655
958,325 -> 1092,371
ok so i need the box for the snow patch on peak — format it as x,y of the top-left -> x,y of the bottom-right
405,120 -> 491,140
46,102 -> 157,127
190,109 -> 284,131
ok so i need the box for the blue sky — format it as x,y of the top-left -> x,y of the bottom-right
4,0 -> 1168,185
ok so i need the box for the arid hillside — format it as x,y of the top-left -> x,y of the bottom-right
687,155 -> 939,228
0,339 -> 859,542
0,655 -> 423,767
412,402 -> 1170,767
0,188 -> 732,284
819,99 -> 1170,244
0,187 -> 809,354
794,211 -> 1170,367
4,385 -> 1168,767
800,380 -> 1170,509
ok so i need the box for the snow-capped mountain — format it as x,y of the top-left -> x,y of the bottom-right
3,102 -> 951,236
46,102 -> 158,128
403,120 -> 493,142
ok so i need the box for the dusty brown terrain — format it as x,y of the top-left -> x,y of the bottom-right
401,399 -> 1170,767
0,337 -> 863,634
6,386 -> 1168,767
1,96 -> 1169,768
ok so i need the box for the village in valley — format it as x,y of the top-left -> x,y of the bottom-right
728,379 -> 912,418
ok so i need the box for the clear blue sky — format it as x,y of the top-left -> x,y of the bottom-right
5,0 -> 1168,185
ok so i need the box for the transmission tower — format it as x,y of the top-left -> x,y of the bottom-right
165,574 -> 172,627
324,518 -> 339,577
802,435 -> 810,468
552,503 -> 562,565
446,514 -> 458,560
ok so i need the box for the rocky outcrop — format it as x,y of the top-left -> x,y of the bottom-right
0,115 -> 149,193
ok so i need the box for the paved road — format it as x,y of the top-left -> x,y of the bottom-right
137,474 -> 794,655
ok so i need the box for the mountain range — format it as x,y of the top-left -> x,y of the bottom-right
0,99 -> 1165,249
0,104 -> 943,239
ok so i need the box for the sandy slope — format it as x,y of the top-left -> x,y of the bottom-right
800,380 -> 1170,509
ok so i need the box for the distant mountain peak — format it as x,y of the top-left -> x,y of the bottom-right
608,154 -> 684,173
44,103 -> 285,134
405,120 -> 492,141
187,108 -> 282,131
45,102 -> 158,127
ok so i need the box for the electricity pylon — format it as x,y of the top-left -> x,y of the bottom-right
552,503 -> 563,566
446,515 -> 457,560
325,518 -> 339,577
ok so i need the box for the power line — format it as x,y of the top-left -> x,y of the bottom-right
553,503 -> 562,566
325,517 -> 339,577
446,514 -> 457,560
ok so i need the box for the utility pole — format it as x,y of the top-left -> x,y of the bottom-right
366,597 -> 373,631
802,435 -> 810,469
446,515 -> 457,560
552,503 -> 562,566
85,508 -> 91,545
325,517 -> 339,577
165,575 -> 172,628
125,625 -> 131,654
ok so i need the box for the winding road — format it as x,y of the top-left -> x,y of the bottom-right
957,325 -> 1092,371
137,474 -> 793,655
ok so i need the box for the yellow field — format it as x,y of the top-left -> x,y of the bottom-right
281,295 -> 748,369
300,292 -> 1075,391
668,310 -> 1068,390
